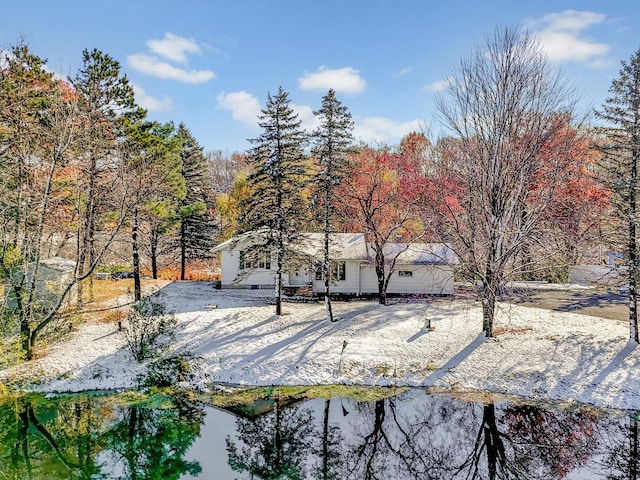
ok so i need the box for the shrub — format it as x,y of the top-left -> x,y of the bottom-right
122,297 -> 176,362
142,353 -> 196,387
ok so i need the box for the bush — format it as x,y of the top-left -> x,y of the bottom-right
142,353 -> 196,387
122,297 -> 176,362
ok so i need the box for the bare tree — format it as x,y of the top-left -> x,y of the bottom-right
0,44 -> 131,359
434,26 -> 576,336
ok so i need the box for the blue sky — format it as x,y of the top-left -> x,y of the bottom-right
3,1 -> 639,153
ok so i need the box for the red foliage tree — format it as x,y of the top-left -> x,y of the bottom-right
336,145 -> 428,304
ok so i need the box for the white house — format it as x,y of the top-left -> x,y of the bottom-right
213,231 -> 458,296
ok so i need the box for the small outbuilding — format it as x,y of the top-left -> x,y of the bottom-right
4,257 -> 77,311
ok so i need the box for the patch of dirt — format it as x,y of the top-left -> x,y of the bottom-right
75,279 -> 172,323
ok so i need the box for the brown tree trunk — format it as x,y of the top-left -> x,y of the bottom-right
629,144 -> 639,343
132,208 -> 141,302
180,222 -> 186,281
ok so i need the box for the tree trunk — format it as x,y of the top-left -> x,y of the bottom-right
275,269 -> 282,316
180,222 -> 187,281
482,275 -> 497,338
630,145 -> 639,343
322,399 -> 330,480
482,291 -> 496,338
150,238 -> 158,280
77,158 -> 97,309
375,250 -> 387,305
630,413 -> 639,480
324,227 -> 334,322
132,208 -> 141,302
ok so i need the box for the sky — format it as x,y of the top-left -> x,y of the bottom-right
3,1 -> 639,154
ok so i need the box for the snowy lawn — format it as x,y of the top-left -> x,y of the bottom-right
1,281 -> 639,410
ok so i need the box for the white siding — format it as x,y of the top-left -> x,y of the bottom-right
220,249 -> 276,288
312,260 -> 361,294
360,265 -> 454,295
287,270 -> 312,286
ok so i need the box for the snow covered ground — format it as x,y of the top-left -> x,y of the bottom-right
2,281 -> 639,411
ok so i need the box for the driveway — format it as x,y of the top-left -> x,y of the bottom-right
504,287 -> 628,322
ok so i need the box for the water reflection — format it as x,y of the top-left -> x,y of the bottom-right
222,391 -> 635,480
0,389 -> 638,479
0,392 -> 204,479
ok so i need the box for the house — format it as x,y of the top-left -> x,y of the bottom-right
212,232 -> 457,296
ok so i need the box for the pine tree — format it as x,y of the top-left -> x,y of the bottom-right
72,48 -> 140,306
242,87 -> 310,315
597,48 -> 640,343
122,120 -> 184,300
312,89 -> 354,322
177,123 -> 216,280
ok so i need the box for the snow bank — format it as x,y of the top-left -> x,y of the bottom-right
2,282 -> 639,411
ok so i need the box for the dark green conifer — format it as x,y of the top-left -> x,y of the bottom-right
242,87 -> 310,315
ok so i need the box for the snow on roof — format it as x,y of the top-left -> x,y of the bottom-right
212,231 -> 458,265
212,231 -> 368,260
292,233 -> 368,260
376,242 -> 458,265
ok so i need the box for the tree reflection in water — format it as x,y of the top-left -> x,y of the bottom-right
0,392 -> 205,480
225,397 -> 317,478
0,389 -> 638,479
225,391 -> 617,479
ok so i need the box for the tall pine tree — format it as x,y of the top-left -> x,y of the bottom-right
597,48 -> 640,343
312,89 -> 354,322
72,48 -> 140,306
177,123 -> 216,280
242,87 -> 309,315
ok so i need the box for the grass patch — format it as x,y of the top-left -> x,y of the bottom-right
209,384 -> 406,409
494,326 -> 534,336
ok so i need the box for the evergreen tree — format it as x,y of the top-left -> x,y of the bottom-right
597,48 -> 640,343
312,89 -> 354,322
72,48 -> 141,306
242,87 -> 309,315
122,120 -> 184,300
177,123 -> 216,280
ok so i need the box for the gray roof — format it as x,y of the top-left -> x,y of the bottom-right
375,243 -> 458,265
213,231 -> 457,266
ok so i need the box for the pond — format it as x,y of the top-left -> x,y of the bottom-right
0,387 -> 637,479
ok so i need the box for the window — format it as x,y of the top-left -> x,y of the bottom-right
333,261 -> 346,281
239,250 -> 271,270
315,261 -> 346,281
398,270 -> 413,277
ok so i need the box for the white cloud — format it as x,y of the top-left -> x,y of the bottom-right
353,116 -> 424,144
146,32 -> 201,63
132,84 -> 173,112
531,10 -> 606,32
127,53 -> 215,84
291,103 -> 320,132
393,67 -> 413,78
217,92 -> 321,132
423,78 -> 451,92
216,91 -> 262,128
525,10 -> 610,66
298,66 -> 366,94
